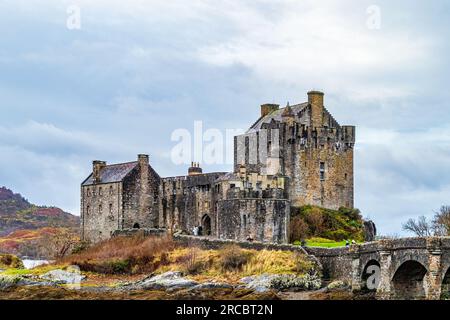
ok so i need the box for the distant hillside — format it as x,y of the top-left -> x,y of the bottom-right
0,187 -> 79,237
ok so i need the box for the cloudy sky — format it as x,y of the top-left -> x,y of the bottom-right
1,0 -> 449,236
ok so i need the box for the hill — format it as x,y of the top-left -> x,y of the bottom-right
0,187 -> 79,237
0,187 -> 80,257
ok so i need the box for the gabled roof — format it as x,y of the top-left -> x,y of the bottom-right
81,161 -> 138,186
247,102 -> 308,133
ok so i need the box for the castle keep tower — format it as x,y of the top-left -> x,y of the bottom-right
234,91 -> 355,209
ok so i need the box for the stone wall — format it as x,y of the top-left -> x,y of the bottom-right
81,182 -> 123,243
122,158 -> 160,229
217,198 -> 290,243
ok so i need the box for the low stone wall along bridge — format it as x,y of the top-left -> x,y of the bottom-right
305,237 -> 450,300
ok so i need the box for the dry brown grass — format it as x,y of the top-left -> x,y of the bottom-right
59,235 -> 175,274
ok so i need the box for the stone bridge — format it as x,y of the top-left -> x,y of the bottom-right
305,237 -> 450,299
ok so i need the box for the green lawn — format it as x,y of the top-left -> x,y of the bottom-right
305,240 -> 347,248
295,237 -> 361,248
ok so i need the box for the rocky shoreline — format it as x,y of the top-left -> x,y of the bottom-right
0,269 -> 331,300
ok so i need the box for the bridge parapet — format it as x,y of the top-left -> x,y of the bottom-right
305,237 -> 450,300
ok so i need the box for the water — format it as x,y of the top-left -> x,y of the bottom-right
22,259 -> 49,269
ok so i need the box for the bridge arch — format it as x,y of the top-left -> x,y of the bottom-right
391,260 -> 428,300
361,259 -> 381,291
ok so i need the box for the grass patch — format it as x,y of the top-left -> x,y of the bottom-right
59,235 -> 176,274
304,237 -> 362,248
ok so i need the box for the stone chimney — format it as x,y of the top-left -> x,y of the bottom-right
307,90 -> 324,128
188,162 -> 203,176
138,154 -> 150,221
260,103 -> 279,117
92,160 -> 106,183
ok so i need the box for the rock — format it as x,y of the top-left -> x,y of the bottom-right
270,273 -> 322,291
129,271 -> 198,291
327,280 -> 349,290
363,220 -> 377,242
240,274 -> 278,292
40,269 -> 86,284
0,275 -> 21,290
240,273 -> 322,292
0,274 -> 58,290
189,282 -> 234,291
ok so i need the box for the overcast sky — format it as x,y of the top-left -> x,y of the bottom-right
1,0 -> 449,236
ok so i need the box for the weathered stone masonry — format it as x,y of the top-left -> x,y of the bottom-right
81,90 -> 355,245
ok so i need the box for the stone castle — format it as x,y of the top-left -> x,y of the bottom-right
81,91 -> 355,243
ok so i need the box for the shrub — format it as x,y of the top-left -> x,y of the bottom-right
290,205 -> 365,243
61,235 -> 175,274
293,252 -> 315,274
289,216 -> 309,243
180,248 -> 209,275
0,254 -> 24,269
219,245 -> 251,272
71,241 -> 90,255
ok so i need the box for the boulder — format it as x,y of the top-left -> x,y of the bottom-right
189,282 -> 234,291
240,274 -> 278,292
40,269 -> 86,284
0,275 -> 58,290
0,275 -> 20,291
240,273 -> 322,292
129,271 -> 198,290
363,220 -> 377,242
327,280 -> 349,290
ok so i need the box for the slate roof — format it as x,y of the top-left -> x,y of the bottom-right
215,172 -> 239,182
247,102 -> 308,133
81,161 -> 138,186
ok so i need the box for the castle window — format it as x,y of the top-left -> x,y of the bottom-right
87,188 -> 91,197
86,205 -> 90,215
109,203 -> 113,214
98,204 -> 102,214
230,184 -> 235,189
344,173 -> 348,180
109,185 -> 113,195
99,187 -> 102,196
320,162 -> 326,181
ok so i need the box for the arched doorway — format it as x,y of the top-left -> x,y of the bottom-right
201,214 -> 212,236
392,260 -> 428,299
133,223 -> 140,229
442,267 -> 450,299
361,260 -> 381,292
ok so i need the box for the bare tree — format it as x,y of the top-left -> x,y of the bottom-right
432,206 -> 450,236
402,216 -> 433,237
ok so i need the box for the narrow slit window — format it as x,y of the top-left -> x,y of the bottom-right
320,162 -> 326,181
